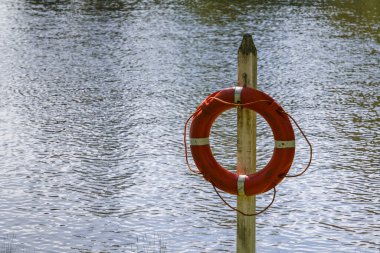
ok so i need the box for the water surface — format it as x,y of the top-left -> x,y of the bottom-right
0,0 -> 379,252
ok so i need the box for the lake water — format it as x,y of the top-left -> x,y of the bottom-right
0,0 -> 379,252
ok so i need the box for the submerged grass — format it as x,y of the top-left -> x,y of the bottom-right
130,234 -> 168,253
0,234 -> 28,253
1,233 -> 167,253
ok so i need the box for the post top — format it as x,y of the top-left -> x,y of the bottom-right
238,34 -> 257,55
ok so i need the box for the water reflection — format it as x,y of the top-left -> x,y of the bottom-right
26,0 -> 137,12
0,0 -> 379,252
327,0 -> 380,42
88,0 -> 125,11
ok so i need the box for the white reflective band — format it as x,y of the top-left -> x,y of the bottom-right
234,87 -> 243,103
190,138 -> 210,146
237,175 -> 246,196
275,140 -> 295,148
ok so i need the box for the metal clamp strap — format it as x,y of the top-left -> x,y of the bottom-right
237,175 -> 247,196
275,140 -> 295,148
234,87 -> 243,104
190,138 -> 210,146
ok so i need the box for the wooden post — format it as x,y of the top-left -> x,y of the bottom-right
236,34 -> 257,253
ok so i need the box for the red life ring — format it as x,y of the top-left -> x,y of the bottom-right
190,87 -> 295,196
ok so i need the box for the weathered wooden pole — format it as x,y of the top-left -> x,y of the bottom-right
236,34 -> 257,253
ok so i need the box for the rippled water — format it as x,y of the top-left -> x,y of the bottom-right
0,0 -> 379,252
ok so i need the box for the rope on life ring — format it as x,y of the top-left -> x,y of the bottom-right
184,86 -> 312,215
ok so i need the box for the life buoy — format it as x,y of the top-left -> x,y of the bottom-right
189,87 -> 295,196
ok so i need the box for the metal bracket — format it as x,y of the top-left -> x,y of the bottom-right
190,138 -> 210,146
234,86 -> 243,104
237,175 -> 247,196
275,140 -> 295,148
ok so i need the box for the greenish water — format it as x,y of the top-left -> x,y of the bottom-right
0,0 -> 379,252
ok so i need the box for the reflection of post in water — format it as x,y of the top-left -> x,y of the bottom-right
236,34 -> 257,253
